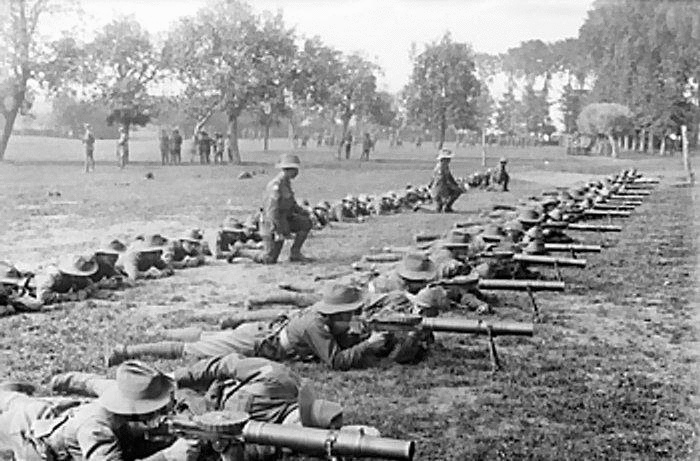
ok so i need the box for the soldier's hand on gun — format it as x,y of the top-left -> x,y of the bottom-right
162,438 -> 201,461
365,331 -> 390,351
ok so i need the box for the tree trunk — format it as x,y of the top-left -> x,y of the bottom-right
631,135 -> 637,151
623,135 -> 629,151
263,120 -> 271,152
0,106 -> 20,161
122,122 -> 131,166
638,129 -> 645,152
438,113 -> 447,150
228,115 -> 241,165
288,119 -> 296,149
608,133 -> 617,158
648,130 -> 654,154
481,129 -> 486,167
681,125 -> 694,183
337,119 -> 350,160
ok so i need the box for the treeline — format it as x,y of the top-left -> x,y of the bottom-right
475,0 -> 700,154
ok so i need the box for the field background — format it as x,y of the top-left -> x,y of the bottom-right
0,135 -> 698,460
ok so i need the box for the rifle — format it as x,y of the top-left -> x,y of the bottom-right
361,315 -> 533,371
593,203 -> 636,211
567,223 -> 621,232
617,188 -> 651,196
146,410 -> 415,460
608,193 -> 646,201
543,243 -> 602,256
582,209 -> 631,218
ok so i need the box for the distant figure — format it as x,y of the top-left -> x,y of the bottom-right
170,128 -> 182,164
159,129 -> 170,165
492,157 -> 510,191
225,135 -> 233,163
82,123 -> 95,173
301,134 -> 309,148
361,132 -> 373,161
344,132 -> 353,159
316,132 -> 323,147
213,132 -> 224,164
415,136 -> 423,149
429,149 -> 462,213
198,130 -> 211,164
116,126 -> 128,169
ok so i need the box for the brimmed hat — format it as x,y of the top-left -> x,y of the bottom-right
547,208 -> 563,221
180,228 -> 204,243
436,149 -> 453,160
95,239 -> 127,256
558,190 -> 573,201
222,216 -> 245,232
57,254 -> 98,277
481,223 -> 505,243
314,283 -> 365,315
277,153 -> 301,169
525,226 -> 543,241
396,252 -> 437,282
132,234 -> 168,254
98,360 -> 174,416
408,286 -> 450,316
499,157 -> 507,163
517,208 -> 542,226
522,238 -> 546,255
0,261 -> 26,285
440,229 -> 472,249
299,384 -> 343,429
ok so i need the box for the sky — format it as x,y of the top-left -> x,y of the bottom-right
65,0 -> 596,93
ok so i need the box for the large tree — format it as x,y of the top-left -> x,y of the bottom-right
577,102 -> 632,157
0,0 -> 75,160
404,32 -> 481,149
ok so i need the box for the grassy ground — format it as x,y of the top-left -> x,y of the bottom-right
0,135 -> 698,460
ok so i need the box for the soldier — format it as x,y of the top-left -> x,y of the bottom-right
159,128 -> 170,165
30,254 -> 98,305
228,154 -> 313,264
82,123 -> 96,173
0,361 -> 198,460
116,126 -> 128,169
369,252 -> 437,296
492,157 -> 510,191
163,229 -> 207,269
361,132 -> 373,161
117,234 -> 174,281
198,130 -> 211,164
344,132 -> 353,159
429,149 -> 463,213
0,261 -> 42,314
214,217 -> 247,260
91,240 -> 131,289
170,127 -> 183,164
213,132 -> 224,164
106,283 -> 389,371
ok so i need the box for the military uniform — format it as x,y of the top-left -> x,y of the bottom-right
162,240 -> 205,269
31,266 -> 94,305
231,158 -> 312,264
170,130 -> 182,164
116,237 -> 172,280
159,130 -> 170,165
82,127 -> 95,173
429,152 -> 462,212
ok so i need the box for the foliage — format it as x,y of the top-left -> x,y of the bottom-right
559,83 -> 589,133
495,86 -> 522,136
404,32 -> 481,149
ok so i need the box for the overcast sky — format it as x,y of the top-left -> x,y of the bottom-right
65,0 -> 595,93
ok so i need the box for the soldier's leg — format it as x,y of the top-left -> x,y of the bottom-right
434,195 -> 445,212
288,213 -> 313,259
106,340 -> 186,367
0,388 -> 56,459
502,173 -> 509,191
231,235 -> 284,264
50,372 -> 112,397
444,190 -> 461,212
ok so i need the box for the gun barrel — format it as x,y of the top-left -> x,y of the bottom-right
544,243 -> 601,253
478,279 -> 566,291
243,421 -> 415,461
609,194 -> 646,200
583,209 -> 631,218
567,223 -> 621,232
593,204 -> 635,211
541,221 -> 569,229
512,254 -> 587,267
618,189 -> 651,195
422,317 -> 533,336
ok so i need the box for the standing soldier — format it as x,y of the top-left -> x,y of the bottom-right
170,127 -> 182,164
116,126 -> 128,169
198,130 -> 211,164
82,123 -> 96,173
228,153 -> 313,264
158,128 -> 170,165
491,157 -> 510,191
361,132 -> 373,161
213,132 -> 224,164
429,149 -> 463,212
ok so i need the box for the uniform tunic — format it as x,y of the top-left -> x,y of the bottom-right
261,172 -> 309,237
429,162 -> 461,200
32,266 -> 92,304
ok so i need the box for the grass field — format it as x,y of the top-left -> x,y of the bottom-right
0,135 -> 698,460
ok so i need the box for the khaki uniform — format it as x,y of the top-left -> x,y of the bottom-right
429,162 -> 462,211
31,266 -> 93,305
244,172 -> 312,264
161,241 -> 205,269
116,250 -> 170,281
0,392 -> 171,460
83,130 -> 95,173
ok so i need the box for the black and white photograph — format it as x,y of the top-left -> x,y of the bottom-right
0,0 -> 698,459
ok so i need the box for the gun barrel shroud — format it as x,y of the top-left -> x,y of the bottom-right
478,279 -> 566,291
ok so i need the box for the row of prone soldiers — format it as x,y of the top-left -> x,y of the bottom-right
0,169 -> 640,460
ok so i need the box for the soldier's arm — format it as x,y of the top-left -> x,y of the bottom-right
302,318 -> 374,371
265,184 -> 289,236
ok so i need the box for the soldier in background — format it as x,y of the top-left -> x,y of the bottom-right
344,132 -> 353,159
170,127 -> 182,164
159,128 -> 170,165
198,130 -> 212,164
491,157 -> 510,192
361,132 -> 373,161
116,126 -> 128,169
82,123 -> 96,173
213,132 -> 224,164
429,149 -> 462,213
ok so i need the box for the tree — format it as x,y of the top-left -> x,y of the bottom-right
577,102 -> 632,157
404,32 -> 481,149
49,16 -> 160,165
330,53 -> 380,159
0,0 -> 75,160
559,83 -> 589,133
164,0 -> 258,164
495,85 -> 522,138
